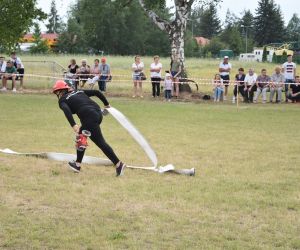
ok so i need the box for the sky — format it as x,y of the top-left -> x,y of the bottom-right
37,0 -> 299,31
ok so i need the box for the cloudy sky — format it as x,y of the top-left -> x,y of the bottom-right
37,0 -> 298,30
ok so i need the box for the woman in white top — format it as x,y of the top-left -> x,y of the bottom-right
132,55 -> 144,98
150,55 -> 162,98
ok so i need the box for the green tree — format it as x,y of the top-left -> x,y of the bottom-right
239,10 -> 255,53
188,5 -> 204,37
262,46 -> 267,62
29,23 -> 49,54
46,0 -> 63,34
286,14 -> 300,42
254,0 -> 285,46
219,10 -> 243,55
57,0 -> 170,55
198,2 -> 221,39
56,17 -> 88,53
202,37 -> 226,57
0,0 -> 46,50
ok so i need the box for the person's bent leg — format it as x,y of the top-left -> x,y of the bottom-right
270,88 -> 275,102
254,88 -> 261,102
262,88 -> 268,103
89,124 -> 120,165
277,87 -> 283,102
12,76 -> 16,91
239,86 -> 245,97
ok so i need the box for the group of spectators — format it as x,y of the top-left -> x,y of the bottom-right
131,54 -> 181,101
1,52 -> 299,104
66,55 -> 182,102
0,52 -> 25,93
214,54 -> 300,103
65,57 -> 111,92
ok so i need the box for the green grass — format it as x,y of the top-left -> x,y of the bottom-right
0,93 -> 299,249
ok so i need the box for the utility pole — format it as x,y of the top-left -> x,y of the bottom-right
241,25 -> 251,53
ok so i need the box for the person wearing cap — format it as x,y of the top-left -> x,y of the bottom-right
219,56 -> 232,100
76,59 -> 91,88
11,52 -> 25,90
1,60 -> 17,92
164,73 -> 173,101
232,68 -> 245,104
98,57 -> 111,92
52,80 -> 126,176
282,54 -> 296,102
270,66 -> 285,103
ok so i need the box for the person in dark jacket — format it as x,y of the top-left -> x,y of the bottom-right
52,80 -> 126,176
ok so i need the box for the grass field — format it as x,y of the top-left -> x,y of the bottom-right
0,93 -> 299,249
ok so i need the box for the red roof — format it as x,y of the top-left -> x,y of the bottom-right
23,33 -> 59,40
194,36 -> 210,46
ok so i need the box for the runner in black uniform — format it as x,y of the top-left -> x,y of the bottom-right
52,80 -> 126,176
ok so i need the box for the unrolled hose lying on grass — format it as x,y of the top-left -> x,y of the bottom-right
0,148 -> 195,176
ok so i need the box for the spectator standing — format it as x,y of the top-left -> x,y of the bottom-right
98,57 -> 111,92
0,56 -> 6,78
77,59 -> 91,88
164,73 -> 173,102
232,67 -> 245,103
219,56 -> 232,100
170,55 -> 182,98
213,73 -> 224,102
1,60 -> 17,92
132,55 -> 144,98
150,55 -> 162,98
11,52 -> 25,90
270,66 -> 285,103
282,54 -> 296,102
253,69 -> 271,104
244,68 -> 257,103
66,59 -> 79,89
287,75 -> 300,102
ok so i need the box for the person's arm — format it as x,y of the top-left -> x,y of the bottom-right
107,64 -> 111,77
266,77 -> 272,88
59,101 -> 77,128
294,64 -> 297,78
132,64 -> 138,73
281,63 -> 285,74
83,89 -> 109,106
174,64 -> 182,78
150,64 -> 155,72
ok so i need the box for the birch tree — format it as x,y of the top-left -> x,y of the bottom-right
136,0 -> 220,67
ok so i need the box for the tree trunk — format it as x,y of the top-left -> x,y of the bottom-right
137,0 -> 193,63
138,0 -> 193,93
